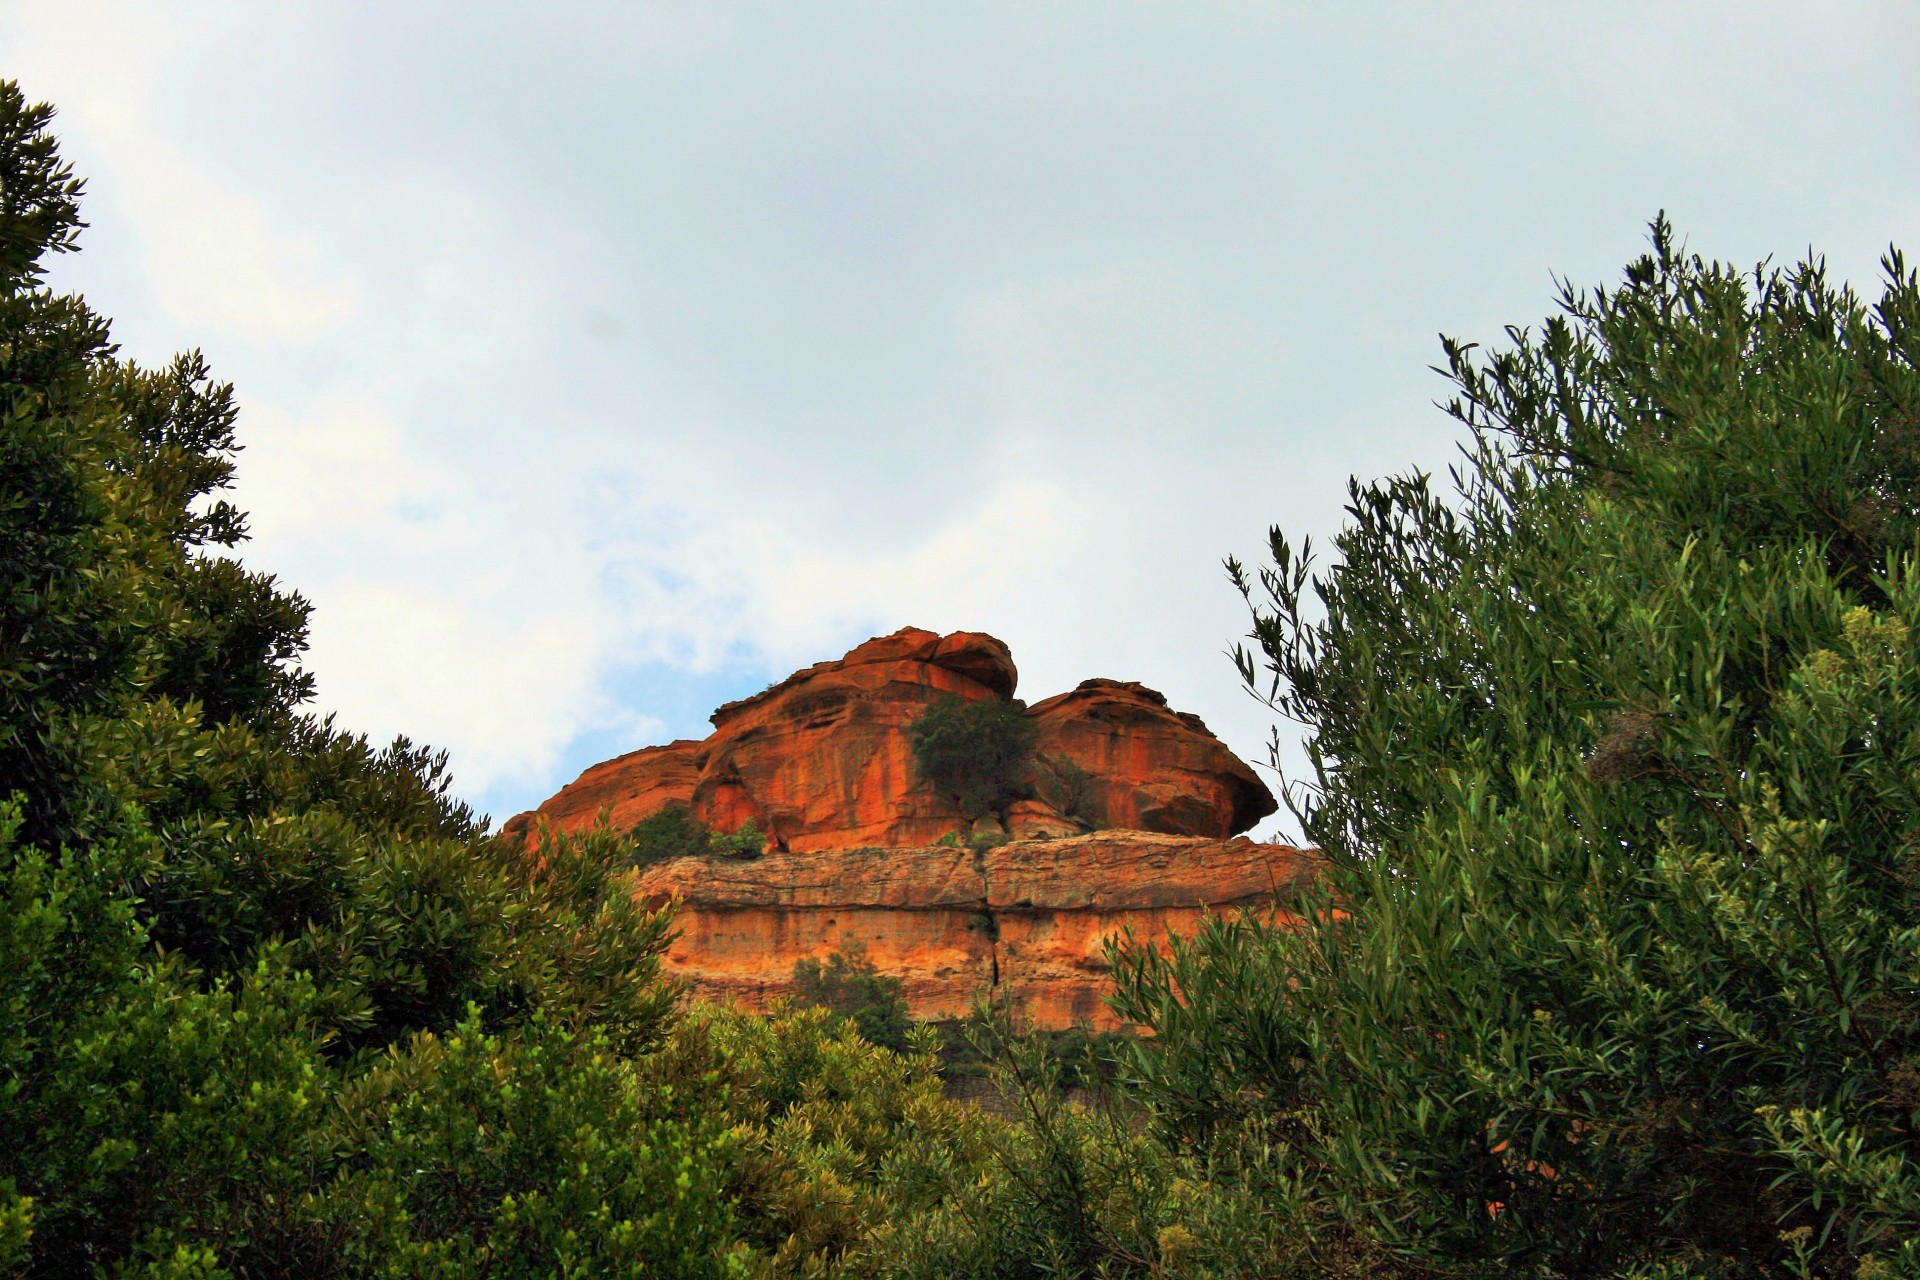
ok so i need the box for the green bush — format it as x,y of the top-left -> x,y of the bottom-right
908,694 -> 1038,823
712,819 -> 767,857
630,805 -> 766,866
0,80 -> 738,1277
793,943 -> 914,1054
1113,219 -> 1920,1277
664,1003 -> 1000,1278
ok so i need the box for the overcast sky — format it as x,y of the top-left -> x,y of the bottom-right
6,3 -> 1917,837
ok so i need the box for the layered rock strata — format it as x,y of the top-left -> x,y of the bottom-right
632,832 -> 1320,1031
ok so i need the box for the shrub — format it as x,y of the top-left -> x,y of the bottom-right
908,694 -> 1037,823
630,805 -> 765,866
711,819 -> 767,857
1118,219 -> 1920,1276
792,943 -> 914,1054
629,804 -> 715,864
655,1002 -> 1000,1277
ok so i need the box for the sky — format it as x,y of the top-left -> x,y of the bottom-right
5,3 -> 1917,839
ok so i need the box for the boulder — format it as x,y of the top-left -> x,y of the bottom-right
1027,679 -> 1276,838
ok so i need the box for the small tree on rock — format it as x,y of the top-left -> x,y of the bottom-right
908,694 -> 1038,825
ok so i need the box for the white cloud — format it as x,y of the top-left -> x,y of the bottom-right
8,1 -> 359,344
7,1 -> 1916,825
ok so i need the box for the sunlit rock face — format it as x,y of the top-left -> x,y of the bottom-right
1027,679 -> 1274,839
505,627 -> 1275,850
631,833 -> 1321,1032
504,627 -> 1303,1029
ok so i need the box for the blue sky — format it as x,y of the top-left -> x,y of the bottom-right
7,3 -> 1917,837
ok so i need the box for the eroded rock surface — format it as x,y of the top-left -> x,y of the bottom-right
1028,679 -> 1274,838
505,627 -> 1276,850
632,833 -> 1320,1030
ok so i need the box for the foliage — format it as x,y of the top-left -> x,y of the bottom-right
1124,218 -> 1920,1276
661,1004 -> 1000,1279
967,828 -> 1011,854
631,805 -> 766,866
714,819 -> 768,856
631,803 -> 718,863
792,944 -> 914,1054
0,80 -> 736,1277
882,1009 -> 1368,1280
908,694 -> 1037,822
330,1012 -> 743,1279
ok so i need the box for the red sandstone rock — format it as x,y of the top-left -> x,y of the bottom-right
632,833 -> 1321,1031
507,628 -> 1276,851
1027,679 -> 1275,838
500,738 -> 703,843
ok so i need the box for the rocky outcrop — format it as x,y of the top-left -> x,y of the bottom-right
1028,679 -> 1273,839
505,628 -> 1277,850
632,833 -> 1320,1030
503,627 -> 1297,1030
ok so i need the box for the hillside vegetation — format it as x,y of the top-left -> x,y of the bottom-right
6,77 -> 1920,1278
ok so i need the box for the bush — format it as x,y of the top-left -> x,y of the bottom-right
908,694 -> 1037,823
631,805 -> 766,866
1119,219 -> 1920,1277
792,943 -> 914,1054
657,1003 -> 1000,1278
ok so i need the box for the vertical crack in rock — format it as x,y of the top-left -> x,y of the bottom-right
973,841 -> 1000,990
630,832 -> 1321,1031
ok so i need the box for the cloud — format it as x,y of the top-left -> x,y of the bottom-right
8,1 -> 359,344
8,1 -> 1916,828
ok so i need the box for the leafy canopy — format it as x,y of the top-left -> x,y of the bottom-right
1113,218 -> 1920,1279
0,80 -> 738,1278
909,693 -> 1038,823
792,943 -> 914,1054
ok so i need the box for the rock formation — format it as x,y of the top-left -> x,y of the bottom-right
505,626 -> 1305,1029
505,627 -> 1275,851
631,833 -> 1320,1031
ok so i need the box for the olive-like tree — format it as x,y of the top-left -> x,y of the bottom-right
1115,220 -> 1920,1279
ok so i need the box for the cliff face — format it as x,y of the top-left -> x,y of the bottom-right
632,833 -> 1320,1031
506,627 -> 1303,1030
505,627 -> 1275,851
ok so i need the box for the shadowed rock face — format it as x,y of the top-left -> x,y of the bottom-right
504,627 -> 1276,850
502,627 -> 1299,1029
631,833 -> 1321,1031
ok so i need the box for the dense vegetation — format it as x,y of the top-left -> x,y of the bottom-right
629,804 -> 766,865
907,694 -> 1037,825
792,945 -> 914,1054
1129,216 -> 1920,1277
0,79 -> 734,1277
10,72 -> 1920,1279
